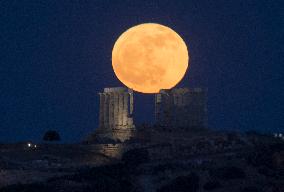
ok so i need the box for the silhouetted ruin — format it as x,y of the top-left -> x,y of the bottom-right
155,88 -> 208,129
89,87 -> 135,142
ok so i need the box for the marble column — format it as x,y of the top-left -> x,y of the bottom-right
129,92 -> 133,115
122,93 -> 128,126
108,93 -> 114,128
118,93 -> 124,126
103,93 -> 109,128
113,93 -> 119,127
99,93 -> 105,128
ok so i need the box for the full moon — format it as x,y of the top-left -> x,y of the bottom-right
112,23 -> 189,93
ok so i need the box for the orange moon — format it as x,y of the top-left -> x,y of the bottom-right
112,23 -> 189,93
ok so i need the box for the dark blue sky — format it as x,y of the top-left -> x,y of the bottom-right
1,0 -> 283,143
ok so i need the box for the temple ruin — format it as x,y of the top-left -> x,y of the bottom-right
155,88 -> 208,129
86,87 -> 208,144
94,87 -> 135,142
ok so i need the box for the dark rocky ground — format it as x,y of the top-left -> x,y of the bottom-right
0,133 -> 283,192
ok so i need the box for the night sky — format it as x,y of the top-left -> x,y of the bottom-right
1,1 -> 283,143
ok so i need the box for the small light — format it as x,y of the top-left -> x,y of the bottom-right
27,143 -> 31,147
34,145 -> 37,148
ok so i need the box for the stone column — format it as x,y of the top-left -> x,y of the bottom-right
129,92 -> 133,115
118,93 -> 124,126
103,93 -> 109,128
99,93 -> 105,128
155,93 -> 162,125
164,93 -> 172,127
178,94 -> 182,106
122,93 -> 128,126
127,92 -> 134,127
113,93 -> 119,127
108,92 -> 114,128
